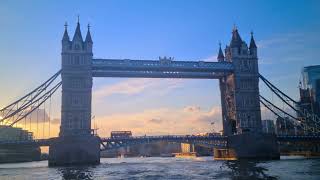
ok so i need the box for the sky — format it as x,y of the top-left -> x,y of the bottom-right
1,0 -> 320,138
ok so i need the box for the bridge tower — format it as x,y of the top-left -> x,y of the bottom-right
49,21 -> 100,166
216,28 -> 279,160
223,28 -> 262,135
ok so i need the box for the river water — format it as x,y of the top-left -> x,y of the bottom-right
0,156 -> 319,180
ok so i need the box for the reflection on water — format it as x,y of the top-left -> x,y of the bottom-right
223,160 -> 278,180
58,166 -> 95,180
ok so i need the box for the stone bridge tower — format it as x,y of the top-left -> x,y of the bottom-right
216,28 -> 279,160
49,21 -> 100,166
219,28 -> 262,135
60,21 -> 93,136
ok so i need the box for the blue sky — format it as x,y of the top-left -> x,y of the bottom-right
1,0 -> 320,136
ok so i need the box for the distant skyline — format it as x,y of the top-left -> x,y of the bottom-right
1,0 -> 320,137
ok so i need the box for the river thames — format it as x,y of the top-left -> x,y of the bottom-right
0,156 -> 319,179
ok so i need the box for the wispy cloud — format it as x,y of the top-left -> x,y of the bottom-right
258,31 -> 319,64
183,105 -> 201,113
148,118 -> 163,124
203,55 -> 217,62
93,78 -> 186,100
257,32 -> 309,49
95,106 -> 222,137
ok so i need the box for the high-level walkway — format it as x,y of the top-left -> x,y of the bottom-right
92,58 -> 233,79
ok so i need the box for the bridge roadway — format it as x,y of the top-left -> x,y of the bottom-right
91,59 -> 234,79
1,135 -> 320,151
99,135 -> 228,150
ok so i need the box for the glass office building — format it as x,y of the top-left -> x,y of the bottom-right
301,65 -> 320,102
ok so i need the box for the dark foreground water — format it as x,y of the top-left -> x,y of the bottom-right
0,156 -> 320,180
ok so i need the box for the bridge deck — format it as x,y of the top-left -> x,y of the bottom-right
92,59 -> 234,79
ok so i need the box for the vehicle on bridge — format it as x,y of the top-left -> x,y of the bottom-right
110,131 -> 132,139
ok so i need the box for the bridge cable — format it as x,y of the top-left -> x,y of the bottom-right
0,70 -> 61,111
29,112 -> 31,132
259,74 -> 298,104
259,74 -> 320,128
7,82 -> 62,127
36,104 -> 39,138
260,98 -> 308,132
0,70 -> 61,122
43,100 -> 45,138
0,71 -> 60,117
260,96 -> 319,133
260,74 -> 300,112
260,100 -> 284,120
49,96 -> 51,138
260,95 -> 299,121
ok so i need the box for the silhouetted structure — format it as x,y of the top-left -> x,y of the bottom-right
276,117 -> 296,135
297,65 -> 320,133
262,120 -> 275,134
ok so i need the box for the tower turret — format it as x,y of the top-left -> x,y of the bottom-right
230,26 -> 242,48
249,32 -> 257,57
217,42 -> 225,62
62,22 -> 70,52
85,24 -> 93,52
72,18 -> 84,50
229,26 -> 243,56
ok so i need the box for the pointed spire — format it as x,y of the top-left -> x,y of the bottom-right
217,42 -> 224,61
62,22 -> 70,41
230,25 -> 242,48
249,31 -> 257,49
72,17 -> 83,42
85,23 -> 93,43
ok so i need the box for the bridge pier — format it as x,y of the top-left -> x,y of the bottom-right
214,133 -> 280,160
48,136 -> 100,166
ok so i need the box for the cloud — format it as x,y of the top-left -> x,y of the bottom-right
183,105 -> 201,113
258,31 -> 320,64
95,106 -> 222,137
148,118 -> 163,124
203,55 -> 217,62
257,32 -> 306,49
94,79 -> 151,98
93,78 -> 186,100
196,106 -> 221,124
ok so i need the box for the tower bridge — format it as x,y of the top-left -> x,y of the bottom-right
1,21 -> 320,166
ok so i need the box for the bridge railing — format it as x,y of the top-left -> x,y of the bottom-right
99,135 -> 228,150
92,59 -> 234,72
100,135 -> 228,142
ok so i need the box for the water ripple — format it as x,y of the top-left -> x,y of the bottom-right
0,157 -> 319,179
